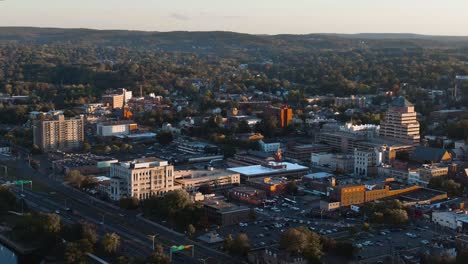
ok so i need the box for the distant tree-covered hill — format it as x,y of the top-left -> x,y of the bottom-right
1,27 -> 468,55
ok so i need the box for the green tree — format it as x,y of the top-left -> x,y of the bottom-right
119,196 -> 140,210
228,233 -> 250,256
82,142 -> 91,152
65,242 -> 87,264
0,186 -> 16,213
280,226 -> 323,262
286,181 -> 298,195
223,234 -> 234,252
157,131 -> 174,145
187,224 -> 196,238
249,208 -> 257,221
66,170 -> 85,188
44,213 -> 61,234
101,233 -> 121,254
362,222 -> 370,232
149,244 -> 171,264
81,221 -> 99,245
387,209 -> 408,226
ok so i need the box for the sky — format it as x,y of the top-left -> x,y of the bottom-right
0,0 -> 467,35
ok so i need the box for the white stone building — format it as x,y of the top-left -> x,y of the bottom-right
109,157 -> 179,200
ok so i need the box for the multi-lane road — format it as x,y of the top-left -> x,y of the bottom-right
4,156 -> 234,264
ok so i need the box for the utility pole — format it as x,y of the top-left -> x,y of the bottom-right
0,165 -> 7,178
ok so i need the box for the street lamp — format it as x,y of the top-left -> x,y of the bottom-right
148,234 -> 156,250
199,257 -> 211,264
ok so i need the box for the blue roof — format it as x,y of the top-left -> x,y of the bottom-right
391,96 -> 413,107
411,146 -> 449,162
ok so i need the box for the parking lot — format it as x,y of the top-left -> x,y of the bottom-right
355,224 -> 452,263
205,196 -> 358,250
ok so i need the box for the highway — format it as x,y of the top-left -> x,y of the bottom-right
4,156 -> 234,264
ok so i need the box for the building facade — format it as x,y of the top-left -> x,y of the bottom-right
354,148 -> 383,177
285,144 -> 332,161
202,198 -> 250,226
33,114 -> 85,151
379,96 -> 420,144
102,94 -> 124,109
174,169 -> 240,192
311,153 -> 354,173
265,105 -> 293,128
96,120 -> 138,137
334,95 -> 366,108
419,165 -> 449,183
108,157 -> 178,200
259,140 -> 281,153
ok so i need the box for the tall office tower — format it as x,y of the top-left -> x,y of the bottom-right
379,96 -> 420,145
102,93 -> 124,109
33,114 -> 85,151
265,105 -> 293,128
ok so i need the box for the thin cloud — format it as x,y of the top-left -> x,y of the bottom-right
170,13 -> 190,21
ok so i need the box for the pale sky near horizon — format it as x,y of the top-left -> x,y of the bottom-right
0,0 -> 467,35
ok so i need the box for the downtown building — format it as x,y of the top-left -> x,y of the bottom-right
264,105 -> 293,128
108,157 -> 179,200
32,113 -> 85,152
379,96 -> 420,145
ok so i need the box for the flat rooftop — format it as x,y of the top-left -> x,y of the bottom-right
203,198 -> 249,213
397,188 -> 447,202
227,162 -> 308,177
174,170 -> 239,184
247,177 -> 287,185
304,172 -> 334,179
291,143 -> 330,150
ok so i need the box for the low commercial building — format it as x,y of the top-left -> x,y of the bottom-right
311,152 -> 354,173
202,198 -> 250,226
52,154 -> 118,175
378,164 -> 409,182
329,182 -> 422,207
410,146 -> 452,164
228,187 -> 266,206
228,151 -> 274,167
432,211 -> 468,231
227,161 -> 309,181
174,169 -> 240,192
96,120 -> 138,137
285,144 -> 331,161
419,164 -> 449,183
246,177 -> 288,196
108,157 -> 179,200
259,140 -> 281,153
396,187 -> 447,206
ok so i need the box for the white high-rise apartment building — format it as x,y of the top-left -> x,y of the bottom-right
379,96 -> 420,145
33,114 -> 85,151
109,157 -> 178,200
